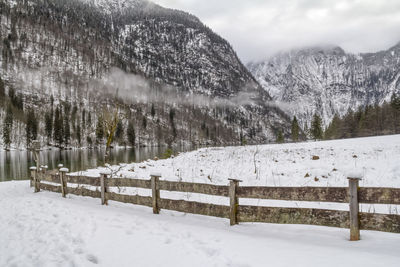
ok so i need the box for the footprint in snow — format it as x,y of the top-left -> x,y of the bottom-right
86,254 -> 99,264
74,247 -> 84,255
125,230 -> 133,235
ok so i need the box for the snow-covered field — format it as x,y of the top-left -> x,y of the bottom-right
1,135 -> 400,266
77,134 -> 400,214
84,135 -> 400,188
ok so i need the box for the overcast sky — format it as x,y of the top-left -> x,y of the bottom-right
153,0 -> 400,63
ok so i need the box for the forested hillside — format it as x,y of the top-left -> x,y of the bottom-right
0,0 -> 289,150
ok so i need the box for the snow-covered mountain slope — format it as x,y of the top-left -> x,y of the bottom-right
1,0 -> 259,97
248,43 -> 400,126
0,0 -> 290,146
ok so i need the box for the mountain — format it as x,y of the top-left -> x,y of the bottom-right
0,0 -> 289,149
247,43 -> 400,127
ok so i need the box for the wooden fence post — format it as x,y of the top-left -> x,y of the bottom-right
151,173 -> 161,214
59,168 -> 69,198
348,177 -> 361,241
100,172 -> 109,205
30,140 -> 41,192
228,179 -> 242,226
29,166 -> 37,189
41,165 -> 48,175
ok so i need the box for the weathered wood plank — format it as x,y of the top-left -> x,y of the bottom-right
39,183 -> 62,193
42,174 -> 101,187
67,175 -> 101,187
159,198 -> 230,219
360,212 -> 400,233
100,174 -> 107,205
359,188 -> 400,205
229,180 -> 240,225
151,175 -> 160,214
348,178 -> 360,240
158,180 -> 229,197
238,205 -> 350,228
60,172 -> 66,198
106,178 -> 151,189
237,186 -> 348,203
41,174 -> 60,184
106,192 -> 153,207
67,187 -> 101,199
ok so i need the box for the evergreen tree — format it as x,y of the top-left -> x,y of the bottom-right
342,108 -> 356,137
169,108 -> 177,139
76,124 -> 81,146
45,111 -> 53,144
151,103 -> 155,118
8,86 -> 15,101
115,120 -> 124,143
87,112 -> 92,126
53,106 -> 63,147
127,120 -> 135,147
0,76 -> 5,99
82,109 -> 86,128
7,87 -> 23,110
391,94 -> 400,111
3,104 -> 13,150
276,130 -> 284,143
291,116 -> 299,142
26,109 -> 38,147
142,116 -> 147,129
311,113 -> 323,140
324,114 -> 341,140
96,116 -> 104,145
391,94 -> 400,132
63,119 -> 70,146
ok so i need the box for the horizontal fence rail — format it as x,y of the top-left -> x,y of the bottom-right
237,186 -> 349,203
30,167 -> 400,241
237,206 -> 350,229
359,188 -> 400,205
158,180 -> 229,197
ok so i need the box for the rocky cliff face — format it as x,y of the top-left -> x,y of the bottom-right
0,0 -> 289,148
248,43 -> 400,127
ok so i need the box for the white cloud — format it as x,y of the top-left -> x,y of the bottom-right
152,0 -> 400,63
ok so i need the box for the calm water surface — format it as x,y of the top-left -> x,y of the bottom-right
0,147 -> 190,181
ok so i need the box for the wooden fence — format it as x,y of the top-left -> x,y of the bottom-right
29,166 -> 400,241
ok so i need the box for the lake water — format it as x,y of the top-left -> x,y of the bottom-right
0,147 -> 189,182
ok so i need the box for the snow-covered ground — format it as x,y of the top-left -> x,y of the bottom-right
76,134 -> 400,214
1,135 -> 400,266
84,135 -> 400,188
1,180 -> 400,267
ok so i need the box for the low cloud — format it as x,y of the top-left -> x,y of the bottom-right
98,67 -> 258,108
153,0 -> 400,63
